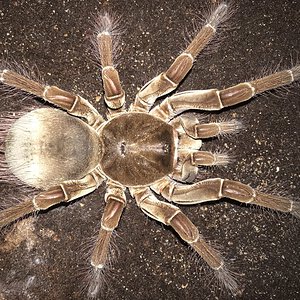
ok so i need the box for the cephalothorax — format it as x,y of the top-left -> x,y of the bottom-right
0,2 -> 299,297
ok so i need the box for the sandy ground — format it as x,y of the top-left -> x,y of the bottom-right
0,0 -> 299,299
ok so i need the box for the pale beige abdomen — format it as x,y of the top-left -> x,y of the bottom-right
5,108 -> 101,189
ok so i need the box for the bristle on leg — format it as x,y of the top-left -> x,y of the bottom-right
207,2 -> 230,30
191,237 -> 240,295
91,12 -> 123,67
0,199 -> 35,229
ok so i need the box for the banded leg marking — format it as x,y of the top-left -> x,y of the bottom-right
91,182 -> 126,269
132,187 -> 238,294
174,115 -> 242,139
151,177 -> 298,217
150,66 -> 300,121
173,150 -> 230,183
0,69 -> 104,127
131,3 -> 229,112
96,18 -> 125,112
0,169 -> 104,229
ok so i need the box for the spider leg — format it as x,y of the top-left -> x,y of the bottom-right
131,3 -> 229,112
173,149 -> 230,182
150,65 -> 300,121
131,187 -> 239,294
170,119 -> 232,181
0,168 -> 104,229
151,177 -> 300,219
91,182 -> 126,269
171,115 -> 242,139
95,13 -> 125,114
0,69 -> 104,128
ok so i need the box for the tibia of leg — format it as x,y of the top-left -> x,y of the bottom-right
132,2 -> 230,113
170,212 -> 226,271
170,207 -> 240,295
169,212 -> 222,267
151,177 -> 224,205
134,186 -> 225,283
91,183 -> 126,269
221,66 -> 299,107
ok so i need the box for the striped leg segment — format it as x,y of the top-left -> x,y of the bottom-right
0,69 -> 104,128
91,183 -> 126,269
151,177 -> 299,217
173,150 -> 230,182
0,170 -> 104,229
150,66 -> 300,121
131,3 -> 230,112
131,187 -> 239,294
95,13 -> 125,113
171,115 -> 242,139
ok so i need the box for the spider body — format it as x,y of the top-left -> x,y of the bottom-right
6,109 -> 176,188
99,112 -> 176,186
0,2 -> 299,298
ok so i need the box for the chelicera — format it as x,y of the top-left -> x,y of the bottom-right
0,2 -> 299,297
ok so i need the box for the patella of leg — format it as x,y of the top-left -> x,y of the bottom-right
0,69 -> 104,127
132,187 -> 239,294
97,24 -> 125,112
0,170 -> 104,229
91,183 -> 126,269
151,65 -> 300,121
131,3 -> 230,112
151,177 -> 299,217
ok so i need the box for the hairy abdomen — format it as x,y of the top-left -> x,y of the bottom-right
5,108 -> 101,189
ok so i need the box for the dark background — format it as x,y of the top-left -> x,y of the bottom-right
0,0 -> 299,299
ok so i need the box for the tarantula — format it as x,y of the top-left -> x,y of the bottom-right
0,2 -> 299,297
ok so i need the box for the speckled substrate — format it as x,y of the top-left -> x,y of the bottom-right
0,1 -> 299,300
